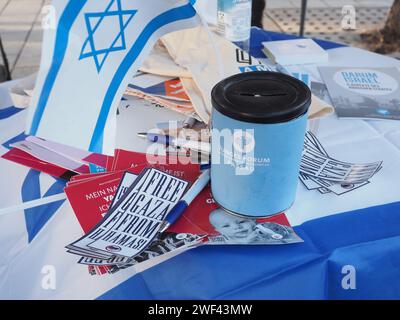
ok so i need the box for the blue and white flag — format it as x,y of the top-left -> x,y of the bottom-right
1,30 -> 400,299
26,0 -> 201,154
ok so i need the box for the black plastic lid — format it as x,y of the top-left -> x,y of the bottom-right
211,71 -> 311,124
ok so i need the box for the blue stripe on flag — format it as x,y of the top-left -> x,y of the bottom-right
97,200 -> 400,299
28,1 -> 87,136
0,106 -> 24,120
21,170 -> 66,242
88,3 -> 197,153
2,132 -> 29,150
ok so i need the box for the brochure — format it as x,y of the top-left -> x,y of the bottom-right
319,66 -> 400,120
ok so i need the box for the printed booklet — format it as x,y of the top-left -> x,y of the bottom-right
318,66 -> 400,120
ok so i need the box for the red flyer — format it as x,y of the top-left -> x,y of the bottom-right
65,150 -> 203,275
83,153 -> 113,169
65,171 -> 131,233
2,148 -> 76,180
66,153 -> 200,235
68,171 -> 116,185
168,186 -> 303,245
112,149 -> 200,183
105,155 -> 114,171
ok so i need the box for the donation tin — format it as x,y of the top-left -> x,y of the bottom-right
211,71 -> 311,217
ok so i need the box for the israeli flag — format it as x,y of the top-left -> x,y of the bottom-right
26,0 -> 201,154
2,31 -> 400,299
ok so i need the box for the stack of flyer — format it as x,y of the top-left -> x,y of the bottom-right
2,136 -> 302,276
64,149 -> 302,275
125,72 -> 200,120
63,149 -> 201,275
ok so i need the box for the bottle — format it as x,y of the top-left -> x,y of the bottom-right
195,0 -> 218,25
217,0 -> 252,50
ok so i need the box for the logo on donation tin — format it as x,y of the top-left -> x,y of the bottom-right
232,130 -> 270,176
233,130 -> 255,153
212,128 -> 270,176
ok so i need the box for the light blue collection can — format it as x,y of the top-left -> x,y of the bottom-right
211,72 -> 311,217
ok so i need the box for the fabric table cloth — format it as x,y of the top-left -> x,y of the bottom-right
0,28 -> 399,299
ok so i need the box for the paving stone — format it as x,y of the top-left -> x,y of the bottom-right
0,0 -> 397,78
266,6 -> 391,49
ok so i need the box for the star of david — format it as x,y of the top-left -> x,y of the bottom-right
79,0 -> 137,72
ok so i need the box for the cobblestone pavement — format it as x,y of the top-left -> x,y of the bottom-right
0,0 -> 397,79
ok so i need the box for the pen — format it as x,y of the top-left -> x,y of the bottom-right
159,169 -> 210,233
138,132 -> 211,154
